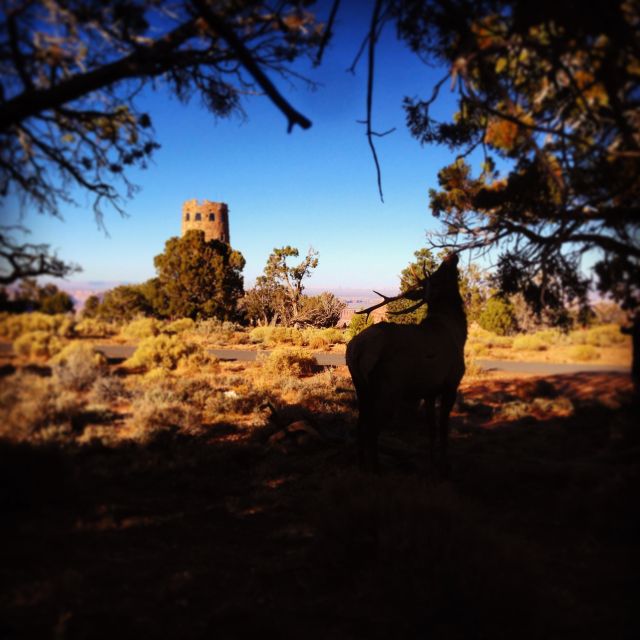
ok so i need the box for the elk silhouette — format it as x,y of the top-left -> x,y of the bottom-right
346,253 -> 467,474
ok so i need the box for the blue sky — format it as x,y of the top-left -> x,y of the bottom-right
3,4 -> 463,292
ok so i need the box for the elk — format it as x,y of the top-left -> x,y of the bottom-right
346,253 -> 467,474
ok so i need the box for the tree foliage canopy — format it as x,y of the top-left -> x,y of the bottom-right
0,277 -> 74,314
391,0 -> 639,318
260,245 -> 319,326
154,230 -> 245,320
95,284 -> 153,322
478,295 -> 518,336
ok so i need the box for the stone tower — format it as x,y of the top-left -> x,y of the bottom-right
181,199 -> 230,244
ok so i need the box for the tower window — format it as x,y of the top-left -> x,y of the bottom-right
185,213 -> 190,221
195,213 -> 201,221
209,213 -> 215,221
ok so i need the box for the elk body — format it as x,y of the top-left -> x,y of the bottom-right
346,254 -> 467,474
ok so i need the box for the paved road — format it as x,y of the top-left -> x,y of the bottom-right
0,341 -> 628,375
95,344 -> 630,375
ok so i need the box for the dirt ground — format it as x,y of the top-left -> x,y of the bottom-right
1,368 -> 639,640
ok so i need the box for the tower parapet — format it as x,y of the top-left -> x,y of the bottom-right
181,199 -> 230,244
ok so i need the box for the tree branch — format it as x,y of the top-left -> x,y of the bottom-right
0,19 -> 199,132
193,0 -> 311,132
0,232 -> 81,285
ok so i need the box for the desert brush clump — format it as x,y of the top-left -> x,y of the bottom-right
119,317 -> 162,341
531,397 -> 575,417
0,312 -> 74,340
567,325 -> 629,348
50,342 -> 108,391
126,385 -> 201,442
125,334 -> 208,372
532,329 -> 565,346
13,330 -> 65,360
164,318 -> 196,334
204,388 -> 265,419
301,327 -> 345,349
569,345 -> 601,361
74,318 -> 117,338
0,373 -> 84,441
249,326 -> 305,347
90,375 -> 129,404
261,347 -> 316,378
496,401 -> 533,421
512,335 -> 548,352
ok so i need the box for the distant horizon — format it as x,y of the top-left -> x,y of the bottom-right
40,279 -> 400,310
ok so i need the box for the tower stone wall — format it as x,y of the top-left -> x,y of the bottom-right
181,199 -> 230,244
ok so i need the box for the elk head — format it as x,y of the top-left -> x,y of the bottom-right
356,252 -> 460,319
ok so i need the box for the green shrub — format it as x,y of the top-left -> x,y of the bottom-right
50,342 -> 108,391
13,330 -> 65,360
346,313 -> 374,340
120,317 -> 162,341
262,347 -> 316,377
126,334 -> 203,371
478,296 -> 518,336
164,318 -> 196,334
512,335 -> 548,351
569,345 -> 600,361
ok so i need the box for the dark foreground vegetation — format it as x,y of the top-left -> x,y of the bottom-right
1,364 -> 638,640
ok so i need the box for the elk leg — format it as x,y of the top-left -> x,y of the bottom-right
365,421 -> 380,473
438,388 -> 457,477
424,395 -> 436,469
355,396 -> 370,469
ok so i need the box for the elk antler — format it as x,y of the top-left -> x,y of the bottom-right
355,290 -> 407,319
356,282 -> 427,319
388,299 -> 426,315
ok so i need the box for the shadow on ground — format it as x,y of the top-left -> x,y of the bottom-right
1,373 -> 638,639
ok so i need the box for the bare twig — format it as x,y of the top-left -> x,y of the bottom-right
365,0 -> 386,202
314,0 -> 342,66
